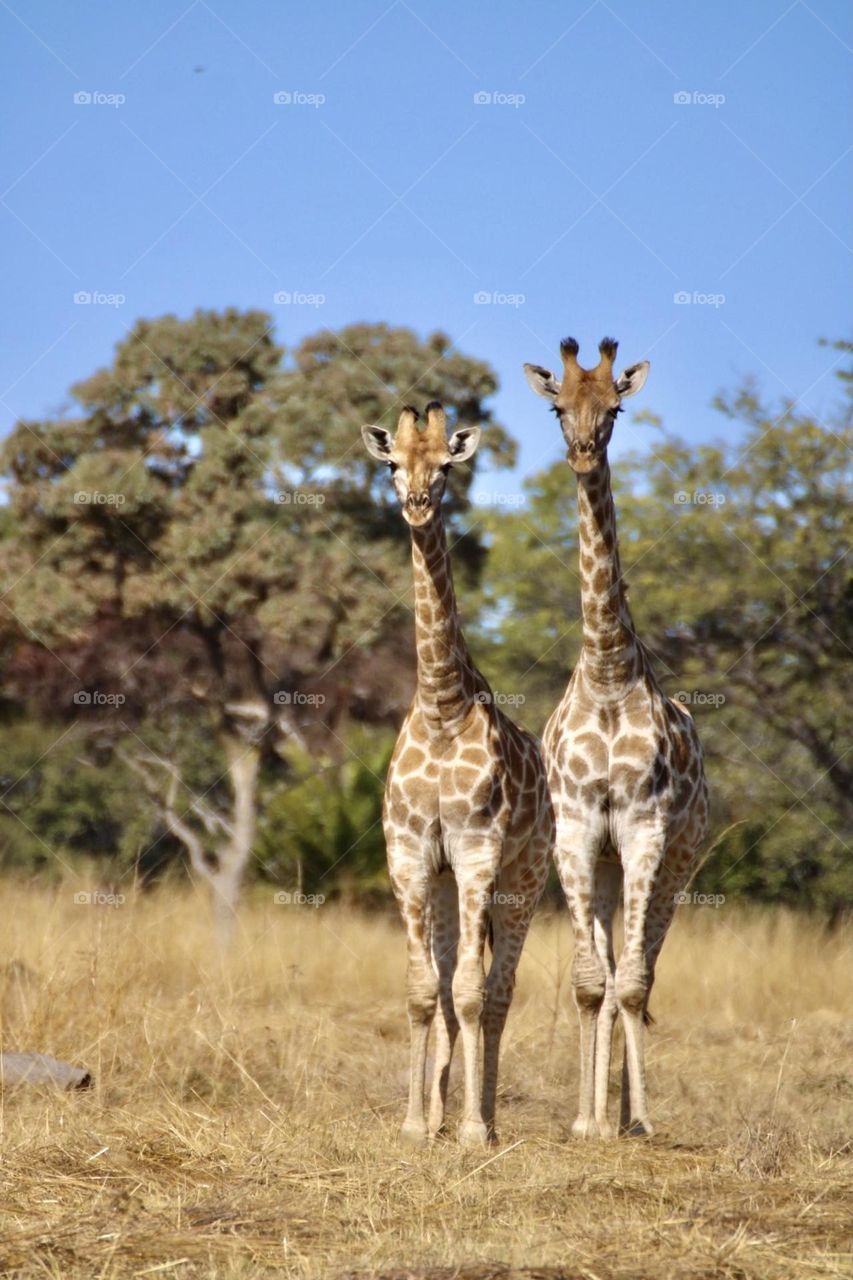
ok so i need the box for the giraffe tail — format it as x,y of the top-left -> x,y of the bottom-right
643,1006 -> 654,1027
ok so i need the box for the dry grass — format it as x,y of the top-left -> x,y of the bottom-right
0,879 -> 850,1279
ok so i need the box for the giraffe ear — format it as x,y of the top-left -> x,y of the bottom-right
447,425 -> 481,464
523,363 -> 561,401
615,361 -> 650,398
361,425 -> 393,461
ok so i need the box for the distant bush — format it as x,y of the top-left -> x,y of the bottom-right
0,719 -> 149,875
254,727 -> 395,900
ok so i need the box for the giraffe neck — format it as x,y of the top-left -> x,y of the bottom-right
576,460 -> 639,689
410,514 -> 477,734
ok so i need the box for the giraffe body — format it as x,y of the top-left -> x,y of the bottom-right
362,404 -> 553,1145
525,338 -> 709,1137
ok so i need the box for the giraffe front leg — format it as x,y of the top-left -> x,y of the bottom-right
556,817 -> 608,1140
389,851 -> 439,1148
401,929 -> 439,1147
453,848 -> 501,1147
616,824 -> 669,1138
571,945 -> 605,1140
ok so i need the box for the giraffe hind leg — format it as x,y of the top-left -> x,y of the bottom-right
591,858 -> 622,1139
428,869 -> 459,1138
482,848 -> 548,1143
616,837 -> 696,1137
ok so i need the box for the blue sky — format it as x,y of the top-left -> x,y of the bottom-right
1,0 -> 850,489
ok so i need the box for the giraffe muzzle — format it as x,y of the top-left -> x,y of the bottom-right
404,491 -> 433,524
568,438 -> 600,473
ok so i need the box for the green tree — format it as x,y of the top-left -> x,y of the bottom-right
0,312 -> 511,928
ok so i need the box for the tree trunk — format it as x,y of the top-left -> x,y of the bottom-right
208,734 -> 260,950
118,737 -> 261,954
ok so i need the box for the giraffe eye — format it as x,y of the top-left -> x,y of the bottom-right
388,460 -> 399,473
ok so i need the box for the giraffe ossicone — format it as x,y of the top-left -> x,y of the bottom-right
524,337 -> 709,1139
361,402 -> 554,1147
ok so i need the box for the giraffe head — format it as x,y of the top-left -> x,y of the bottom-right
523,337 -> 649,474
361,402 -> 481,527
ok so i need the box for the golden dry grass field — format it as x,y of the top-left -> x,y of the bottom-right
0,879 -> 850,1279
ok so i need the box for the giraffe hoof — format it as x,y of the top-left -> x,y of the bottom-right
596,1119 -> 616,1140
571,1116 -> 598,1139
620,1119 -> 654,1138
399,1121 -> 429,1148
458,1119 -> 489,1147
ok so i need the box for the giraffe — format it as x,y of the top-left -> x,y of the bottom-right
361,402 -> 554,1147
523,337 -> 709,1138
